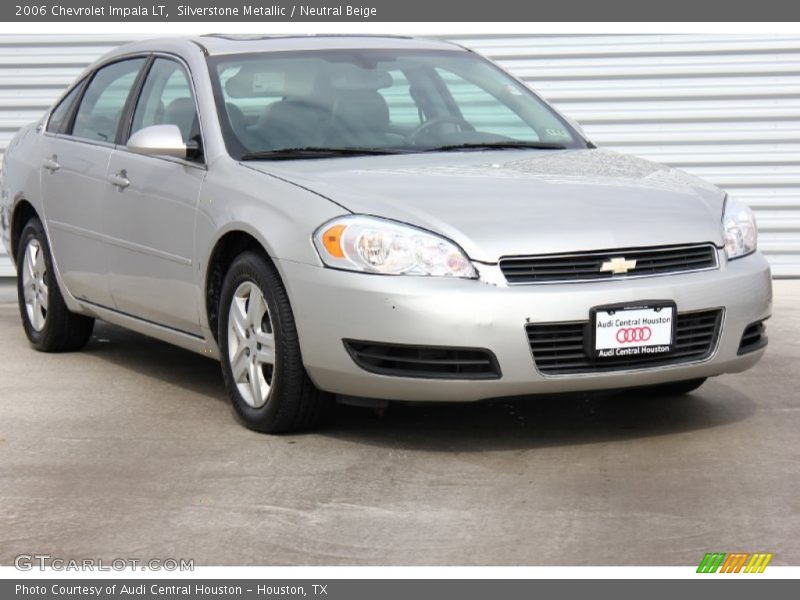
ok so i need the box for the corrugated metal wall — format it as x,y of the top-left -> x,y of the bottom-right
0,35 -> 138,275
1,34 -> 798,277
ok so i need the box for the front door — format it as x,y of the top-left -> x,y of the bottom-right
103,57 -> 205,335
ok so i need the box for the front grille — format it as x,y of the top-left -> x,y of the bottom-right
527,309 -> 723,375
500,244 -> 718,284
344,340 -> 501,380
738,320 -> 768,355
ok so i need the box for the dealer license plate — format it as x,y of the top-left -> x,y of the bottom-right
591,303 -> 675,360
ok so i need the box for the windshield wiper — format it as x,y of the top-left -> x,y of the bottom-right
423,141 -> 568,152
240,147 -> 403,160
240,142 -> 568,160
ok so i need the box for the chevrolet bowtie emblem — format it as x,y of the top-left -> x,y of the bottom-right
600,257 -> 637,274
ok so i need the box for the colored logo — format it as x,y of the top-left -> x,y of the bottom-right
697,552 -> 773,573
616,326 -> 652,343
600,257 -> 637,274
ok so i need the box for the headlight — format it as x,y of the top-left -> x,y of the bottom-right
722,196 -> 758,260
313,215 -> 477,278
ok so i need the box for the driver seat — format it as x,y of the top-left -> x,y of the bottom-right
330,90 -> 403,147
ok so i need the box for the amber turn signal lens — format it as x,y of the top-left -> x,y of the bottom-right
321,224 -> 346,258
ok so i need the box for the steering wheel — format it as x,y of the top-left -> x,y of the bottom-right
408,116 -> 473,144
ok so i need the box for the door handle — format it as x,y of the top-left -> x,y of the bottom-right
109,171 -> 130,190
42,156 -> 60,173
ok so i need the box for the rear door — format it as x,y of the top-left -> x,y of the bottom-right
104,57 -> 205,335
41,57 -> 147,306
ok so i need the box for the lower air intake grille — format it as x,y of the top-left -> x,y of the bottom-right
527,309 -> 723,375
738,320 -> 768,355
344,340 -> 501,380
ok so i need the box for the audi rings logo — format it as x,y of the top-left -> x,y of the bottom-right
616,326 -> 652,343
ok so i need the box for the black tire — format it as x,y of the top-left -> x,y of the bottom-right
16,217 -> 94,352
642,377 -> 707,396
218,250 -> 330,433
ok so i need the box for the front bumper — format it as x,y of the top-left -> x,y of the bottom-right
279,251 -> 772,402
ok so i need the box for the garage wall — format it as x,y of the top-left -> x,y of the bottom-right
1,34 -> 799,277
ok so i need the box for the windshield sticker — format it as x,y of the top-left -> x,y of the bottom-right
253,72 -> 285,94
545,128 -> 570,138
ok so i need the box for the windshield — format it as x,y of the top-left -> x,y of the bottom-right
207,49 -> 588,159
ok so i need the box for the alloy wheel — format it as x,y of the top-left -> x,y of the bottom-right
227,281 -> 276,408
21,238 -> 48,331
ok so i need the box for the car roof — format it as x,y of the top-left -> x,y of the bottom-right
199,34 -> 464,55
103,35 -> 466,60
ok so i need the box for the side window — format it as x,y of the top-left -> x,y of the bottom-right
131,58 -> 199,145
72,58 -> 146,143
377,70 -> 422,127
434,67 -> 540,141
46,82 -> 83,134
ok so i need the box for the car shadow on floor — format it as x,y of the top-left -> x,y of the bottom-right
75,319 -> 755,450
323,384 -> 754,451
82,320 -> 227,400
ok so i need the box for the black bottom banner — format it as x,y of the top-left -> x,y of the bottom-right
3,579 -> 794,600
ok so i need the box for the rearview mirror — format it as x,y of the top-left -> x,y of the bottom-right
127,124 -> 188,159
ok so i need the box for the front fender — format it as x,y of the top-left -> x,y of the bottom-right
195,157 -> 349,336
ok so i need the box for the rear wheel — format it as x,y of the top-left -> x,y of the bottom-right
218,251 -> 330,433
641,378 -> 707,396
16,217 -> 94,352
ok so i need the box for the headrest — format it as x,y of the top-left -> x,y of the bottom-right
165,97 -> 195,115
164,97 -> 197,140
333,89 -> 390,131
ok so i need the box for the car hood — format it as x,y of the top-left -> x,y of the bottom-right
246,149 -> 726,263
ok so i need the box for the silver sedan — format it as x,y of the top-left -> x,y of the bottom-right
0,35 -> 771,432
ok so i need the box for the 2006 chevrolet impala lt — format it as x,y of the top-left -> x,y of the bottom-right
0,35 -> 772,432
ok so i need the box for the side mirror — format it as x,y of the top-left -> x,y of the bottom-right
127,124 -> 188,159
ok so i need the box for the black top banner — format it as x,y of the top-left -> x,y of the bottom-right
3,0 -> 800,21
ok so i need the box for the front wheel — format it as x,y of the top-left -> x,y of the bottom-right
16,217 -> 94,352
218,251 -> 330,433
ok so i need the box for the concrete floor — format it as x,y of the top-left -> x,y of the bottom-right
0,279 -> 798,566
